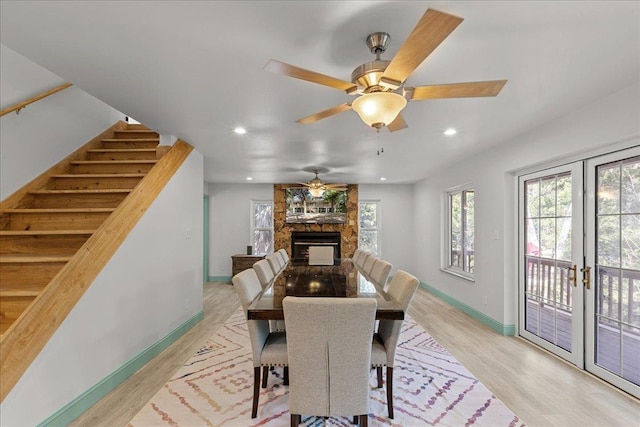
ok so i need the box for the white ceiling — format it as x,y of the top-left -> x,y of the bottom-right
1,1 -> 638,184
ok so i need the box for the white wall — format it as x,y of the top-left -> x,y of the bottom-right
0,44 -> 124,199
0,150 -> 204,426
413,82 -> 640,327
359,184 -> 414,275
208,183 -> 273,277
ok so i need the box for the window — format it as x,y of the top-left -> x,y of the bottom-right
445,186 -> 474,278
359,201 -> 380,256
251,200 -> 273,255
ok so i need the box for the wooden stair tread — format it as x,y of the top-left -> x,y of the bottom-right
2,208 -> 116,213
101,138 -> 159,142
0,255 -> 72,263
0,230 -> 94,236
52,174 -> 146,178
0,285 -> 43,298
71,160 -> 157,164
29,189 -> 132,194
87,148 -> 156,153
114,129 -> 157,133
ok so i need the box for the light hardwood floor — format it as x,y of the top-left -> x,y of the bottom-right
71,283 -> 639,427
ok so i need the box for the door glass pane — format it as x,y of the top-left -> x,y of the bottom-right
524,174 -> 573,351
598,163 -> 620,215
595,156 -> 640,387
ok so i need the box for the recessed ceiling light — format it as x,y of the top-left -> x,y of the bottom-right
444,128 -> 457,136
246,177 -> 253,181
380,177 -> 387,181
234,127 -> 247,135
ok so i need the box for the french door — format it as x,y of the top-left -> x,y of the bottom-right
519,146 -> 640,398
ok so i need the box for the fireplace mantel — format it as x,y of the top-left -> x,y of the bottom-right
273,184 -> 358,260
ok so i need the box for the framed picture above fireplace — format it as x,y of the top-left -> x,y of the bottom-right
285,188 -> 347,224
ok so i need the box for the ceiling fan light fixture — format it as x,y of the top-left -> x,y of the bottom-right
308,186 -> 325,198
351,92 -> 407,129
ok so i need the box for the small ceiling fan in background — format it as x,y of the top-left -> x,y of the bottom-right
265,8 -> 507,132
289,169 -> 347,198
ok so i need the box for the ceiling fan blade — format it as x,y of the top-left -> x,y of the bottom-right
296,103 -> 352,124
387,113 -> 408,132
264,59 -> 357,93
380,9 -> 463,90
410,80 -> 508,100
324,184 -> 348,189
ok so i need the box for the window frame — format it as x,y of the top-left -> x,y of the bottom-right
250,199 -> 274,256
442,184 -> 475,281
358,200 -> 381,257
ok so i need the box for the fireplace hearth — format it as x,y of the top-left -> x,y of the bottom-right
291,231 -> 341,260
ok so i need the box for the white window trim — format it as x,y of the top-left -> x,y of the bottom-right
441,183 -> 475,282
358,200 -> 382,257
250,199 -> 274,256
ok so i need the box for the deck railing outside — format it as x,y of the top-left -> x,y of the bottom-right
526,255 -> 640,328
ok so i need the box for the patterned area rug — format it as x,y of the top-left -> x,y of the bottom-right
128,308 -> 525,426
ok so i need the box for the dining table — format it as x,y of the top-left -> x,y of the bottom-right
247,258 -> 404,320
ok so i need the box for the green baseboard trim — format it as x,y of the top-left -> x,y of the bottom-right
38,310 -> 204,427
420,281 -> 515,336
208,276 -> 231,282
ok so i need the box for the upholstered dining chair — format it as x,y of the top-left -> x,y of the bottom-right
253,259 -> 275,289
371,270 -> 419,419
278,248 -> 290,264
232,269 -> 288,418
274,250 -> 287,269
266,253 -> 282,276
352,248 -> 361,264
369,259 -> 393,289
361,254 -> 377,279
283,297 -> 377,427
308,246 -> 334,265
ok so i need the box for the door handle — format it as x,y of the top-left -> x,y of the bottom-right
581,266 -> 591,290
567,265 -> 577,287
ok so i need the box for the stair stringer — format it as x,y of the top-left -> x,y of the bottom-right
0,139 -> 195,404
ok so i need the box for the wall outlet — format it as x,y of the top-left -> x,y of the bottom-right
482,296 -> 488,305
185,228 -> 192,239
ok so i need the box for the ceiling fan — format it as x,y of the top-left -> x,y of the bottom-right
264,8 -> 507,132
290,169 -> 347,198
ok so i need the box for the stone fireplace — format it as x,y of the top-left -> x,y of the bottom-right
291,231 -> 341,260
273,184 -> 358,260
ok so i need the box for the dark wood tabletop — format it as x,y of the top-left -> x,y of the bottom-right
247,258 -> 404,320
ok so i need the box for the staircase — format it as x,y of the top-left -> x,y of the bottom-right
0,123 -> 161,336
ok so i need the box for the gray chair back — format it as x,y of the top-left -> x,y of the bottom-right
266,253 -> 282,275
253,259 -> 275,289
362,254 -> 376,276
378,270 -> 419,366
370,259 -> 393,288
278,248 -> 290,263
283,297 -> 377,418
232,269 -> 271,365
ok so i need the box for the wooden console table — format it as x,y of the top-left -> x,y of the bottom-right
231,254 -> 265,277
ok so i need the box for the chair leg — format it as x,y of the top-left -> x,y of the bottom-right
262,366 -> 269,388
386,366 -> 394,419
376,367 -> 383,388
291,414 -> 300,427
284,366 -> 289,385
359,414 -> 368,427
252,366 -> 260,418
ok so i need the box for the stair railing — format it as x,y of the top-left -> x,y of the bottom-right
0,82 -> 73,117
